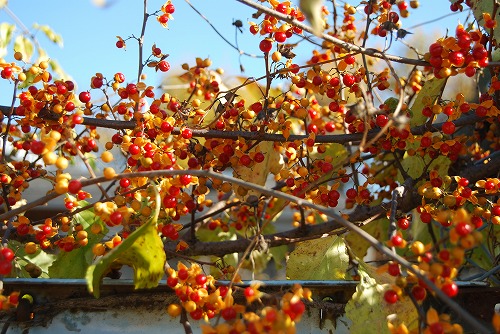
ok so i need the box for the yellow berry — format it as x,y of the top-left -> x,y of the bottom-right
39,60 -> 49,70
55,156 -> 69,170
184,300 -> 197,312
25,242 -> 37,254
92,243 -> 106,256
101,151 -> 114,163
167,304 -> 182,317
76,230 -> 88,240
103,167 -> 116,179
43,152 -> 57,165
411,241 -> 425,255
272,51 -> 282,62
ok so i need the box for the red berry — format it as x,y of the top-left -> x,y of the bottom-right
240,154 -> 252,166
158,14 -> 169,24
397,218 -> 410,230
1,248 -> 15,262
221,307 -> 236,321
158,60 -> 170,72
429,323 -> 444,334
128,144 -> 141,155
411,285 -> 427,301
167,276 -> 178,288
442,121 -> 456,135
376,114 -> 389,127
17,224 -> 30,236
346,188 -> 357,199
30,141 -> 45,155
178,268 -> 189,280
119,178 -> 130,188
491,206 -> 500,216
441,282 -> 458,297
420,212 -> 432,223
290,300 -> 305,314
388,262 -> 400,276
181,128 -> 192,139
259,39 -> 273,53
0,261 -> 12,275
391,234 -> 403,246
79,91 -> 91,103
244,287 -> 255,298
485,181 -> 495,191
384,289 -> 398,304
254,152 -> 265,163
68,180 -> 83,194
109,211 -> 123,226
274,31 -> 287,43
164,3 -> 175,13
179,174 -> 192,186
458,178 -> 469,187
195,274 -> 207,285
455,222 -> 472,236
342,73 -> 355,87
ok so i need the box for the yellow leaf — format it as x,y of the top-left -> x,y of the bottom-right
286,235 -> 349,280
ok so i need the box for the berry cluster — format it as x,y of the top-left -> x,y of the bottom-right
425,25 -> 489,79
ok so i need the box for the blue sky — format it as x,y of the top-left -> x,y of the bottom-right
0,0 -> 467,106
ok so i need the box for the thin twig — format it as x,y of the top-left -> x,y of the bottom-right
185,0 -> 261,59
236,0 -> 429,67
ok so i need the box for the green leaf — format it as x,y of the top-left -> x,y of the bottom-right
8,240 -> 56,278
13,35 -> 34,62
48,202 -> 108,278
409,77 -> 446,127
86,218 -> 166,297
86,187 -> 166,298
310,142 -> 348,162
286,235 -> 349,280
345,218 -> 389,259
33,23 -> 63,47
397,154 -> 451,184
472,0 -> 500,46
345,264 -> 418,333
0,23 -> 16,58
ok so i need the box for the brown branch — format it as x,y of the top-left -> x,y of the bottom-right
167,218 -> 345,257
0,106 -> 484,146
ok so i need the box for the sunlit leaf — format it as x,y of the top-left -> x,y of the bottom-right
86,218 -> 166,297
345,264 -> 418,333
286,235 -> 350,280
0,23 -> 16,58
86,187 -> 166,297
409,77 -> 446,127
345,218 -> 389,259
233,141 -> 283,200
33,23 -> 63,47
299,0 -> 325,36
